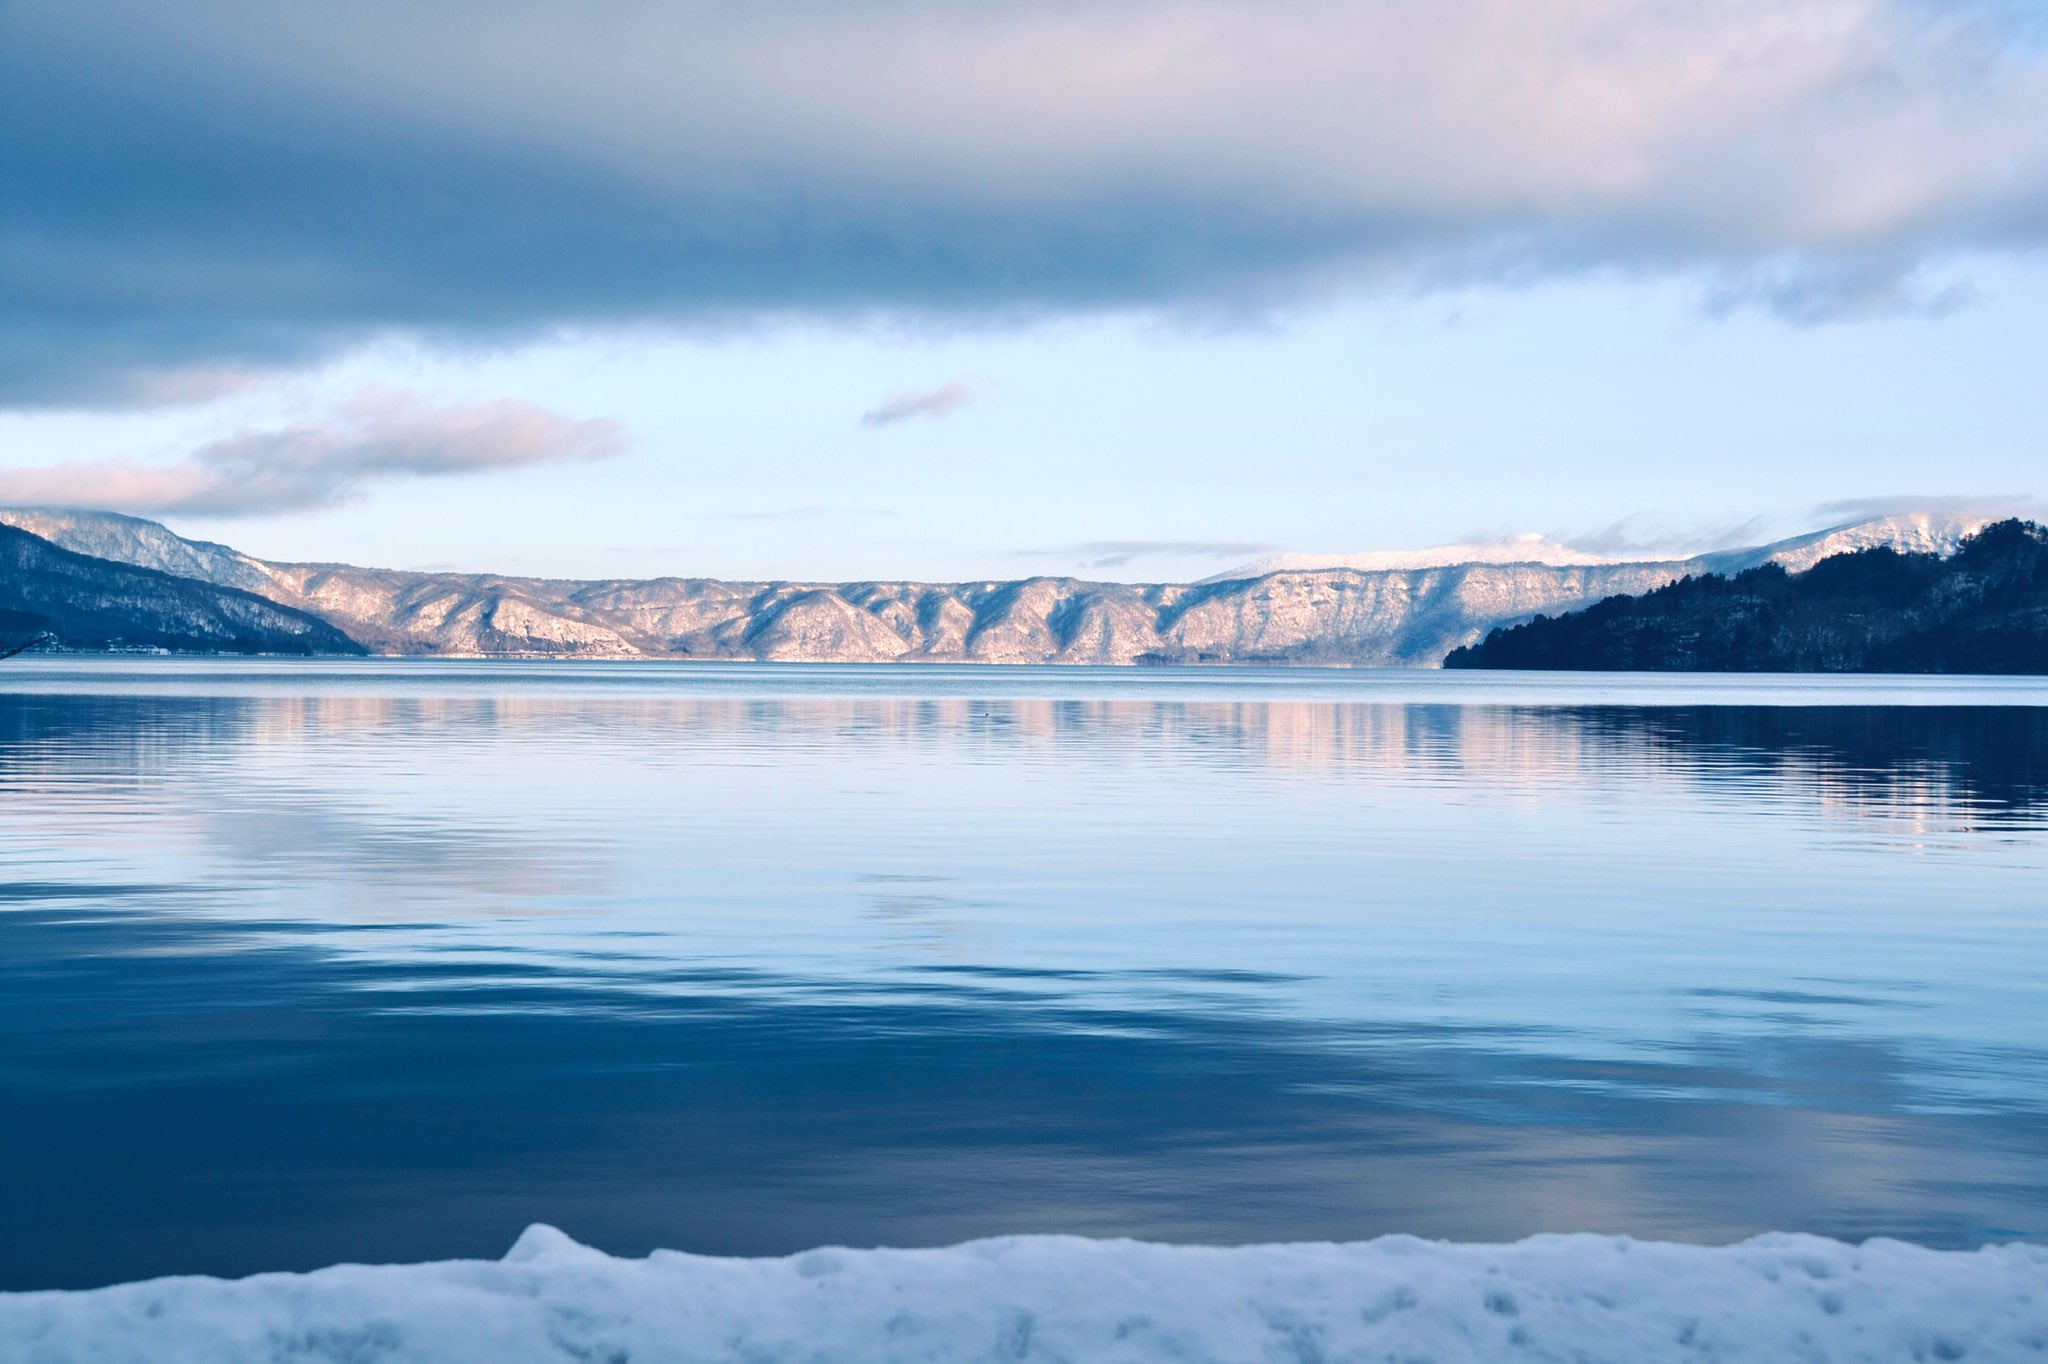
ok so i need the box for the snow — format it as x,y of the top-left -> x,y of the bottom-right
3,1227 -> 2043,1363
1744,512 -> 1998,575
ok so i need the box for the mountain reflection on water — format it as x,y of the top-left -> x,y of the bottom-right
1561,704 -> 2048,821
0,664 -> 2043,1289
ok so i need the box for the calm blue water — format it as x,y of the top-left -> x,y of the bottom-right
2,661 -> 2045,1289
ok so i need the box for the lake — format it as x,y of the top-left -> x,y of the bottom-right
2,660 -> 2044,1290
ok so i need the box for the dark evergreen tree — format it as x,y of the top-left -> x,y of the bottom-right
1445,520 -> 2048,673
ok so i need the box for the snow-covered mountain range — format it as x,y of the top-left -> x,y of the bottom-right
0,508 -> 1996,665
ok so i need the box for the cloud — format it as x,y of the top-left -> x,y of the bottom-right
1702,261 -> 1984,326
1563,496 -> 2048,558
1562,514 -> 1779,558
5,1 -> 2048,404
697,505 -> 899,521
861,383 -> 973,427
0,390 -> 622,516
1811,493 -> 2048,521
1018,540 -> 1279,569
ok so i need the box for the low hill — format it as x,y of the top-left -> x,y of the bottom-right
0,525 -> 366,656
1444,519 -> 2048,673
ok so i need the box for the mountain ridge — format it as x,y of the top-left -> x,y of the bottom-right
0,507 -> 1997,666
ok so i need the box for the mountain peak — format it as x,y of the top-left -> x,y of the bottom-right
1706,511 -> 2000,575
0,506 -> 278,595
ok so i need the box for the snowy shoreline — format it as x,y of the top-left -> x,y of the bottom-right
3,1226 -> 2043,1363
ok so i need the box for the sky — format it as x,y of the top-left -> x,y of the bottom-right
1,0 -> 2045,582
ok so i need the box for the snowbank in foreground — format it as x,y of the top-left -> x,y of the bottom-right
3,1227 -> 2044,1364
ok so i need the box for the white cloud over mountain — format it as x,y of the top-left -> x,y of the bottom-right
0,390 -> 622,516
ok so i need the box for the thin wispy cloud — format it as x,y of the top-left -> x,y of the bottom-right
1562,514 -> 1779,558
7,1 -> 2048,405
1018,540 -> 1279,570
1811,494 -> 2048,521
0,390 -> 622,517
862,383 -> 973,428
1563,498 -> 2048,559
698,505 -> 899,521
1703,265 -> 1984,328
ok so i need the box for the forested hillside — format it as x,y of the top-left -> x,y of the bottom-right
1445,520 -> 2048,673
0,525 -> 365,656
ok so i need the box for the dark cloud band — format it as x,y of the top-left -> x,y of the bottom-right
3,0 -> 2045,407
